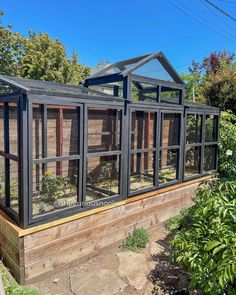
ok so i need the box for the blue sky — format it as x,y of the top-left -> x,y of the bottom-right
1,0 -> 236,73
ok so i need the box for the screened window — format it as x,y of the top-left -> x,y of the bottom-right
86,108 -> 122,202
88,109 -> 121,153
204,145 -> 217,172
186,114 -> 202,144
86,155 -> 120,201
9,160 -> 19,213
205,114 -> 218,142
204,114 -> 218,173
32,104 -> 81,218
160,87 -> 181,104
159,149 -> 179,184
185,114 -> 203,178
130,111 -> 156,193
0,102 -> 20,214
131,82 -> 158,102
160,112 -> 181,184
185,146 -> 201,178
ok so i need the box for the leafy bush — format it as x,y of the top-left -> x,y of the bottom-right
218,111 -> 236,180
169,179 -> 236,294
122,228 -> 149,252
2,271 -> 38,295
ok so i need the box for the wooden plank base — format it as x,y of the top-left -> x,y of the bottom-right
0,177 -> 211,284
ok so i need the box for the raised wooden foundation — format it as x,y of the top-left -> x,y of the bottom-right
0,176 -> 210,284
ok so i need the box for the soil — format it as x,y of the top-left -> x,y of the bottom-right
29,222 -> 195,295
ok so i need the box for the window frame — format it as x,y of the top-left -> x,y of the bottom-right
184,110 -> 219,181
203,112 -> 219,174
159,110 -> 183,187
28,99 -> 84,224
0,96 -> 21,224
128,107 -> 158,196
83,103 -> 124,207
184,111 -> 204,180
128,107 -> 184,196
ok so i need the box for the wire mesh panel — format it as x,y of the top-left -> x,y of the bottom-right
185,146 -> 201,178
32,160 -> 79,216
31,103 -> 81,219
86,155 -> 120,201
160,112 -> 181,184
204,145 -> 217,172
0,101 -> 20,215
86,107 -> 122,202
159,149 -> 179,184
9,160 -> 19,213
9,103 -> 18,156
129,110 -> 156,193
184,114 -> 203,178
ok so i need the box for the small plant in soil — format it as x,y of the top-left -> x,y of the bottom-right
122,227 -> 149,252
41,172 -> 76,202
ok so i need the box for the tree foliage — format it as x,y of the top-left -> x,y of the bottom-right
0,11 -> 90,84
0,11 -> 25,76
170,180 -> 236,294
182,51 -> 236,113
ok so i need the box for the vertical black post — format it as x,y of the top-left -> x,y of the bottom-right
4,103 -> 10,207
42,104 -> 47,174
154,111 -> 160,187
200,113 -> 206,175
122,76 -> 131,198
157,85 -> 161,103
156,111 -> 162,187
113,85 -> 119,97
82,104 -> 88,205
180,88 -> 185,105
19,94 -> 29,227
180,109 -> 186,181
78,106 -> 83,205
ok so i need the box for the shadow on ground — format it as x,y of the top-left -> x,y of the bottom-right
148,233 -> 191,295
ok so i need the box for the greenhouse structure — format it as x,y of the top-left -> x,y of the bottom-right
0,51 -> 219,283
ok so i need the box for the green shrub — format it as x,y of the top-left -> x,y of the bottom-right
122,228 -> 149,252
218,111 -> 236,180
2,272 -> 38,295
169,179 -> 236,294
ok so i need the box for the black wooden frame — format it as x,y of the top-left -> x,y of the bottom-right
0,66 -> 220,228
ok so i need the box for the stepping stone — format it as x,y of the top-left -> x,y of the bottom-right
70,269 -> 127,295
117,251 -> 148,290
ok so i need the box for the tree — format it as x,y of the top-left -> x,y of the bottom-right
0,11 -> 25,76
18,32 -> 90,84
182,51 -> 236,113
0,11 -> 90,84
200,62 -> 236,112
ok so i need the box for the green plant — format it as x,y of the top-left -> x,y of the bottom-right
100,162 -> 113,193
2,271 -> 38,295
41,172 -> 75,202
218,111 -> 236,181
169,179 -> 236,294
122,228 -> 149,252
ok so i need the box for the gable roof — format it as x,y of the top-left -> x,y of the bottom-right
87,51 -> 184,85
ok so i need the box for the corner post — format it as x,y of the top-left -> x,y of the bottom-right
19,93 -> 29,228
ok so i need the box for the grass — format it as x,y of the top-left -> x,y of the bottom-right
1,271 -> 38,295
121,227 -> 150,252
